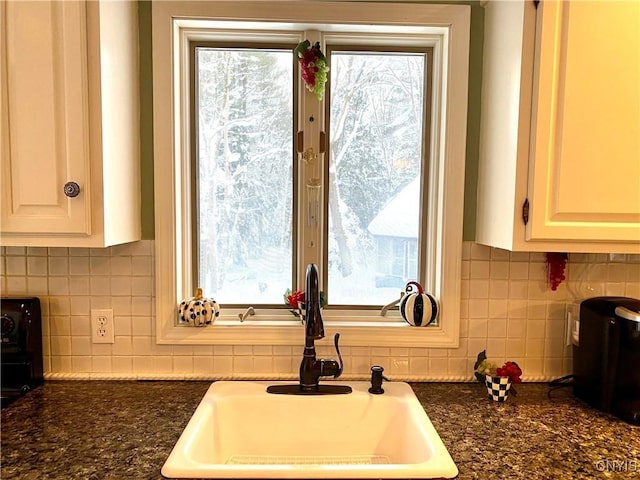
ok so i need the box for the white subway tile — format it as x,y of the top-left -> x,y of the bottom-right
505,339 -> 525,358
132,336 -> 152,355
273,346 -> 292,356
27,257 -> 47,276
50,336 -> 71,355
508,281 -> 528,299
490,248 -> 510,261
506,319 -> 525,340
112,296 -> 132,316
428,357 -> 448,375
605,283 -> 626,296
72,356 -> 92,373
27,277 -> 48,295
90,257 -> 110,275
172,345 -> 194,356
470,243 -> 491,260
467,299 -> 489,319
48,277 -> 69,296
90,277 -> 111,296
132,256 -> 153,276
232,356 -> 252,374
487,318 -> 507,338
488,299 -> 508,318
273,356 -> 293,374
153,356 -> 173,373
131,316 -> 152,336
388,357 -> 409,375
111,256 -> 132,276
389,347 -> 408,357
233,345 -> 253,356
131,296 -> 152,316
509,262 -> 529,280
467,318 -> 488,338
526,319 -> 545,339
509,252 -> 530,262
6,256 -> 26,276
486,338 -> 506,359
111,277 -> 132,296
213,356 -> 233,375
113,316 -> 132,336
469,261 -> 490,279
112,336 -> 133,356
71,336 -> 92,356
70,296 -> 90,316
112,356 -> 133,373
92,356 -> 112,373
90,296 -> 112,310
524,357 -> 543,377
469,279 -> 489,299
91,344 -> 112,356
133,356 -> 154,372
48,257 -> 68,276
489,280 -> 509,299
69,277 -> 90,295
51,356 -> 72,373
193,356 -> 214,374
409,356 -> 428,375
69,257 -> 90,275
70,316 -> 91,336
131,276 -> 152,296
50,315 -> 71,335
526,338 -> 544,357
173,356 -> 194,373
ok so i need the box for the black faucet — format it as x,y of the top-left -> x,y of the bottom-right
267,264 -> 350,395
299,264 -> 344,391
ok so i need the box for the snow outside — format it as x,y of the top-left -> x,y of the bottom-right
196,47 -> 425,307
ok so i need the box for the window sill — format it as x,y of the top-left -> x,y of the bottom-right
157,315 -> 460,348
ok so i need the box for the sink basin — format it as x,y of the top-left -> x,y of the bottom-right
162,381 -> 458,479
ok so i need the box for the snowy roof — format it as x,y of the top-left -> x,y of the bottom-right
367,178 -> 420,238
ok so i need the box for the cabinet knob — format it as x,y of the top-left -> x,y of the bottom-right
63,181 -> 80,198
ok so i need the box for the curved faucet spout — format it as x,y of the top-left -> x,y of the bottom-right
305,263 -> 324,340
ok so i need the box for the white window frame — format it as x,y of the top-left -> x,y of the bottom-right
152,1 -> 470,347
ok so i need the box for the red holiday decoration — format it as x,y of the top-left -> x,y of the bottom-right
546,252 -> 568,291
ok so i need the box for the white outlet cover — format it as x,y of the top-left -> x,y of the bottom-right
91,309 -> 114,343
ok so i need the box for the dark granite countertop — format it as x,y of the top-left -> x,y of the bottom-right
1,381 -> 638,479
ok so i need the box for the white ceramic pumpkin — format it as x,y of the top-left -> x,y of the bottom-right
399,281 -> 438,327
178,288 -> 220,327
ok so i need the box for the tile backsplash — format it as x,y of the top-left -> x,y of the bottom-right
1,242 -> 638,381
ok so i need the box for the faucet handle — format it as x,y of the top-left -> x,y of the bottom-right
332,332 -> 344,378
317,333 -> 345,379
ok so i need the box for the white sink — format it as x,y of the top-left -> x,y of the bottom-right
162,381 -> 458,479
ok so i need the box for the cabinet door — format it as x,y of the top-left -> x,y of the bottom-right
527,0 -> 640,243
1,1 -> 91,235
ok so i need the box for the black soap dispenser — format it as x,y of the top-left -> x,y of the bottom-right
368,365 -> 388,394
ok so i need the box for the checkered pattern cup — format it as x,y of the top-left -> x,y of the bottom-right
485,374 -> 512,402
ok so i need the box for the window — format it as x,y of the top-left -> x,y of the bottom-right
193,45 -> 295,306
153,1 -> 470,347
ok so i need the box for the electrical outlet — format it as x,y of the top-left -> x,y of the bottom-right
91,309 -> 114,344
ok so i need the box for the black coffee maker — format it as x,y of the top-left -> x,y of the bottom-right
574,296 -> 640,425
1,297 -> 43,407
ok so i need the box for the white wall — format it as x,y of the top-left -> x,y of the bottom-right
1,241 -> 638,381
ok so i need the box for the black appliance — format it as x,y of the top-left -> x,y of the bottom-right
574,296 -> 640,425
1,297 -> 44,408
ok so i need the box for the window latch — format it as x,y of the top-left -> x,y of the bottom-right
238,306 -> 255,322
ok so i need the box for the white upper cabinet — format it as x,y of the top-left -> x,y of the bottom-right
476,0 -> 640,253
0,0 -> 140,247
